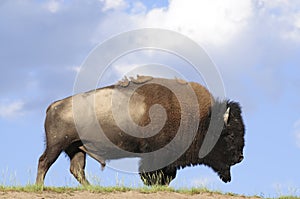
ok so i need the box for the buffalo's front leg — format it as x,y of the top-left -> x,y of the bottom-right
139,167 -> 177,186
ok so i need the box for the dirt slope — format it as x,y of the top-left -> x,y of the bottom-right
0,190 -> 260,199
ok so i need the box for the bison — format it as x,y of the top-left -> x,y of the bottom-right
36,76 -> 245,186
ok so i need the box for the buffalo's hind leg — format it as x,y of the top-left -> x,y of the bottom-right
36,146 -> 62,185
65,144 -> 90,186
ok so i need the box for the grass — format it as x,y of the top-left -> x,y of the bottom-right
0,171 -> 299,199
0,185 -> 194,194
0,184 -> 236,195
0,184 -> 299,199
274,197 -> 300,199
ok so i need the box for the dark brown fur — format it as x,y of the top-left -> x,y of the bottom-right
36,77 -> 245,186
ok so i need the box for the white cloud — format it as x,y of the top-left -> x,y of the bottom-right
44,0 -> 62,13
93,0 -> 257,46
282,15 -> 300,42
139,0 -> 253,46
99,0 -> 127,12
257,0 -> 300,42
0,100 -> 25,119
85,0 -> 300,107
95,0 -> 300,46
130,1 -> 147,14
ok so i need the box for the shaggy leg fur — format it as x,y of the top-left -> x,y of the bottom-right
36,146 -> 62,185
65,147 -> 89,186
140,167 -> 177,186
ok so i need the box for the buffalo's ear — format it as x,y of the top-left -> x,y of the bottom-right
223,107 -> 230,125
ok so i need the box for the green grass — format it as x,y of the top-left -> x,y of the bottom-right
275,197 -> 300,199
0,185 -> 300,199
0,185 -> 180,193
0,184 -> 235,195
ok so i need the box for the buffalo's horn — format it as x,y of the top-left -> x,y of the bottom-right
223,107 -> 230,125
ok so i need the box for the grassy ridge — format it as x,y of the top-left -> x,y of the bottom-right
0,185 -> 209,194
0,185 -> 299,199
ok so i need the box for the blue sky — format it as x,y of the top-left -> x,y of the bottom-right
1,0 -> 300,197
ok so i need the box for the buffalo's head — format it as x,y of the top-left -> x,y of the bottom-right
204,100 -> 245,183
